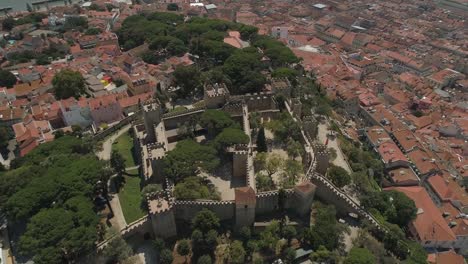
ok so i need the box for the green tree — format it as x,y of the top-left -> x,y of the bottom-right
149,35 -> 186,56
214,127 -> 249,149
258,221 -> 280,253
345,247 -> 375,264
177,240 -> 190,263
102,235 -> 133,263
52,69 -> 85,99
36,54 -> 51,65
110,150 -> 126,175
256,127 -> 267,152
197,255 -> 212,264
18,195 -> 100,263
223,50 -> 266,94
200,110 -> 235,136
84,27 -> 102,35
282,225 -> 297,245
328,147 -> 337,161
2,17 -> 15,31
266,153 -> 284,177
302,203 -> 345,251
64,17 -> 88,31
174,176 -> 220,200
254,152 -> 268,171
283,159 -> 302,187
361,190 -> 416,228
167,3 -> 179,11
387,190 -> 417,227
327,165 -> 351,188
229,240 -> 246,264
141,184 -> 162,199
0,69 -> 17,88
192,209 -> 220,233
256,172 -> 275,191
159,248 -> 173,264
283,247 -> 296,264
272,68 -> 298,84
286,139 -> 302,159
0,126 -> 11,149
173,65 -> 201,98
239,25 -> 258,40
163,140 -> 219,183
239,226 -> 251,244
310,245 -> 334,263
152,237 -> 165,252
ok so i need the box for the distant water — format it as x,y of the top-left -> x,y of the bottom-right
0,0 -> 81,11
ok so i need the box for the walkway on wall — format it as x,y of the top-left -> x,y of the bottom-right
243,104 -> 256,191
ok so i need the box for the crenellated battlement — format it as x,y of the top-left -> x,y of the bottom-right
162,105 -> 206,119
255,188 -> 294,198
174,199 -> 235,206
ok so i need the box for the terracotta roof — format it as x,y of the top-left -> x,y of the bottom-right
385,186 -> 457,242
378,141 -> 408,164
428,174 -> 468,207
392,129 -> 422,153
118,92 -> 152,109
427,250 -> 465,264
387,167 -> 419,185
366,126 -> 391,146
235,187 -> 256,205
294,181 -> 317,194
439,202 -> 468,237
13,79 -> 47,97
408,149 -> 439,175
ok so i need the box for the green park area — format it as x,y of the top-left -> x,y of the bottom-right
112,132 -> 136,168
118,175 -> 145,223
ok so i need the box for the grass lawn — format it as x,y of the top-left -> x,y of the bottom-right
119,175 -> 146,223
112,132 -> 136,168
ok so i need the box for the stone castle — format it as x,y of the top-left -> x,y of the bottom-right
113,78 -> 382,242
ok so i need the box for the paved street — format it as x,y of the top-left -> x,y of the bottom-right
317,122 -> 352,173
97,124 -> 132,160
108,193 -> 127,230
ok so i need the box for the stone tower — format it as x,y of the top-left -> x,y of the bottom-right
313,143 -> 329,175
232,150 -> 248,178
234,187 -> 256,231
148,193 -> 177,238
143,100 -> 162,144
204,83 -> 229,109
293,181 -> 317,216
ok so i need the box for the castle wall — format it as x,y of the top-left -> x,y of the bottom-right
255,191 -> 280,215
174,200 -> 235,222
310,175 -> 361,217
151,209 -> 177,238
93,110 -> 140,141
121,215 -> 153,239
255,190 -> 295,216
233,151 -> 248,178
162,109 -> 204,130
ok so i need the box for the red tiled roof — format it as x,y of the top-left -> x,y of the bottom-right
385,186 -> 457,242
427,250 -> 465,264
235,187 -> 256,205
378,141 -> 408,164
408,149 -> 439,175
